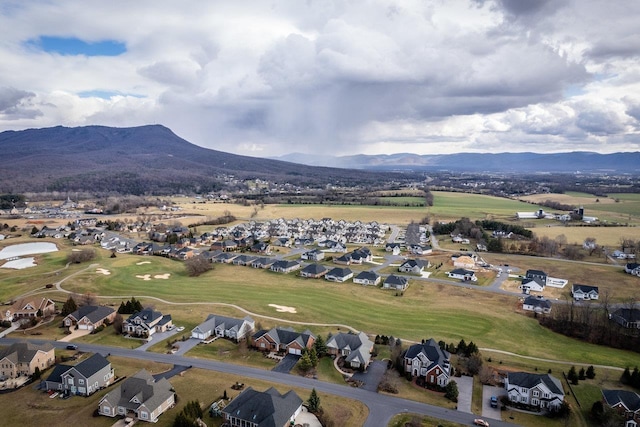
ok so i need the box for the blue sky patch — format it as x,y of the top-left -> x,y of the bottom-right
27,36 -> 126,56
78,90 -> 145,99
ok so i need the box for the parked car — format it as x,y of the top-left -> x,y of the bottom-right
175,326 -> 185,332
474,419 -> 490,427
490,396 -> 498,408
66,344 -> 78,350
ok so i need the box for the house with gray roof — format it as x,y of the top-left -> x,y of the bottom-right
252,327 -> 315,355
325,267 -> 354,282
610,308 -> 640,329
0,341 -> 54,380
301,248 -> 324,261
447,268 -> 477,282
98,369 -> 175,423
399,259 -> 428,274
300,263 -> 328,279
191,314 -> 255,341
571,283 -> 599,300
353,270 -> 381,286
523,296 -> 552,314
602,389 -> 640,426
326,331 -> 374,370
251,257 -> 276,269
505,372 -> 565,410
270,260 -> 301,273
123,308 -> 173,338
222,387 -> 303,427
44,353 -> 114,396
63,305 -> 116,331
403,338 -> 451,387
383,274 -> 409,291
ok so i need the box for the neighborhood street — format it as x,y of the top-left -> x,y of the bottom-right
0,337 -> 518,427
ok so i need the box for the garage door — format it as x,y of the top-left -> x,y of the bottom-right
289,348 -> 301,355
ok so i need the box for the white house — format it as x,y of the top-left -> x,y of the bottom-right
191,314 -> 255,341
447,268 -> 477,282
571,284 -> 599,300
522,296 -> 552,314
505,372 -> 565,410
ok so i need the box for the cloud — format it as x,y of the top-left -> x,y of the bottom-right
0,87 -> 42,119
0,0 -> 638,155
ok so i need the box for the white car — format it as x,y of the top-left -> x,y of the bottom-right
473,419 -> 489,427
175,326 -> 185,332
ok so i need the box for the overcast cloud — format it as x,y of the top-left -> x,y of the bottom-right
0,0 -> 639,155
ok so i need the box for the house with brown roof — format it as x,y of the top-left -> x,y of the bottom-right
252,327 -> 315,355
3,297 -> 56,322
0,341 -> 55,380
63,305 -> 116,331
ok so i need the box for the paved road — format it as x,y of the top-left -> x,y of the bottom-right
0,337 -> 520,427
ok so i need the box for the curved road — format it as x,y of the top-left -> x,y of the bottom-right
0,337 -> 518,427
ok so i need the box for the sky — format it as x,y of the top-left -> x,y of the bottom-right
1,0 -> 639,157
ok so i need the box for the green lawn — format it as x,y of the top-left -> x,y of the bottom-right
45,253 -> 640,369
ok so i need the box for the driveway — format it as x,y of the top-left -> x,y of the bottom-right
153,364 -> 191,380
135,329 -> 180,351
58,328 -> 91,342
173,337 -> 201,355
482,385 -> 506,420
272,354 -> 300,373
455,375 -> 473,414
351,360 -> 387,392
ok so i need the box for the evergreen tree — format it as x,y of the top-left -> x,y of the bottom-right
621,367 -> 632,385
125,300 -> 133,314
61,297 -> 77,316
632,367 -> 640,389
578,367 -> 586,380
313,334 -> 327,358
586,365 -> 596,380
438,340 -> 446,350
457,339 -> 467,356
444,380 -> 459,402
567,366 -> 579,385
307,388 -> 321,413
308,346 -> 318,367
466,341 -> 478,356
298,352 -> 313,373
117,302 -> 126,314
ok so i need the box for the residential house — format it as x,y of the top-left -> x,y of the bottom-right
571,284 -> 599,301
520,277 -> 545,294
398,259 -> 429,274
447,268 -> 477,282
270,260 -> 301,273
326,331 -> 374,370
63,305 -> 116,331
222,387 -> 303,427
250,241 -> 271,255
526,269 -> 548,284
325,267 -> 354,282
211,240 -> 238,252
4,297 -> 56,322
403,338 -> 451,387
522,296 -> 552,314
602,389 -> 640,427
385,243 -> 401,255
252,327 -> 315,355
353,271 -> 381,286
232,254 -> 256,266
610,308 -> 640,329
505,372 -> 565,410
301,249 -> 325,261
213,252 -> 239,263
98,369 -> 175,423
409,245 -> 433,255
625,262 -> 640,277
44,353 -> 114,396
383,274 -> 409,291
0,341 -> 55,380
272,237 -> 291,248
191,314 -> 255,341
300,263 -> 328,279
251,257 -> 276,269
123,308 -> 173,338
333,254 -> 352,265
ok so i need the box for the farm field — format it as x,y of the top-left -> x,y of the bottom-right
527,224 -> 640,247
40,250 -> 640,369
521,192 -> 640,225
427,192 -> 546,222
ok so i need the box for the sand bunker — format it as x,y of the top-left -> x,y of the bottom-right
136,261 -> 151,265
268,304 -> 297,313
96,268 -> 111,275
136,273 -> 171,281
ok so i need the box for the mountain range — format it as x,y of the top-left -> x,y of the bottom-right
273,151 -> 640,173
0,125 -> 401,194
1,124 -> 638,195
